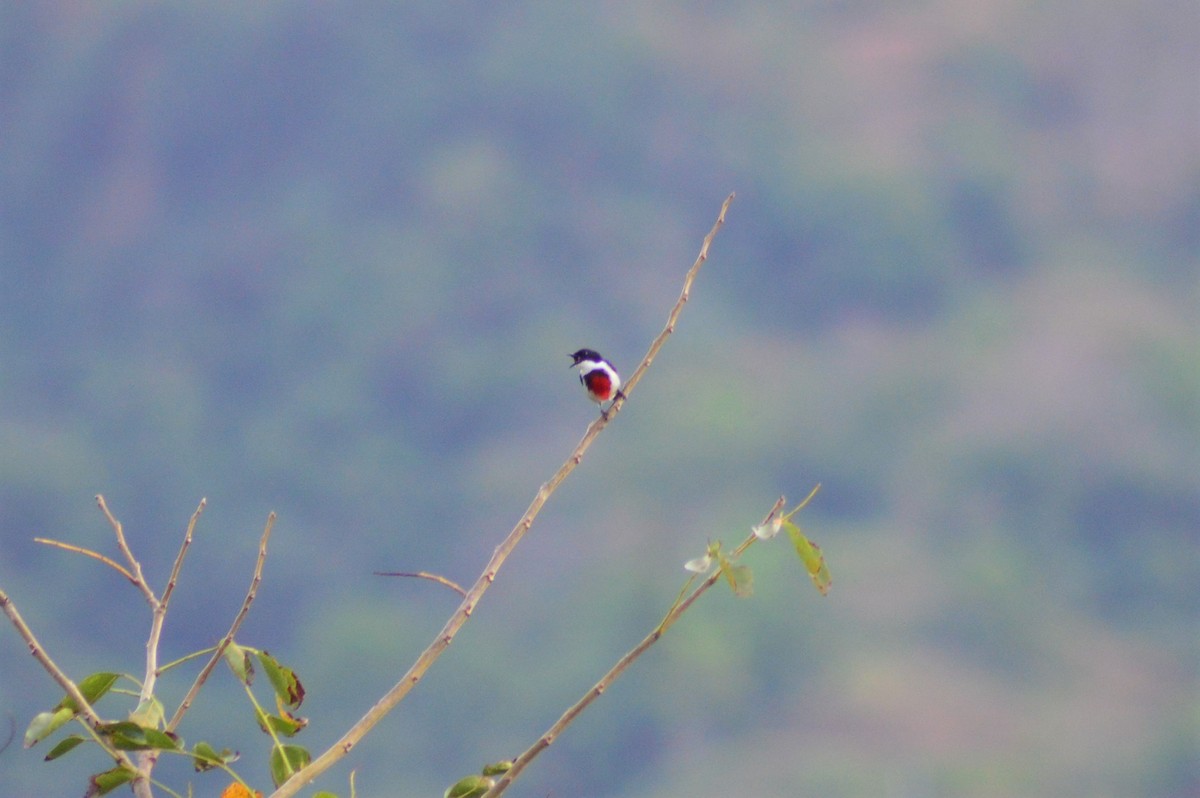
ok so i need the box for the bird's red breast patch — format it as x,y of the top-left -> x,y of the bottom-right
583,369 -> 614,401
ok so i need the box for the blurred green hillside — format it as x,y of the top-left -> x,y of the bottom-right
0,3 -> 1196,797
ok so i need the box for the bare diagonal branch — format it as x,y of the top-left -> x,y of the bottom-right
165,511 -> 275,733
0,587 -> 140,775
481,495 -> 786,798
161,498 -> 206,611
616,192 -> 735,404
269,193 -> 735,798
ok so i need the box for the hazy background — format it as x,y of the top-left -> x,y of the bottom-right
1,3 -> 1196,797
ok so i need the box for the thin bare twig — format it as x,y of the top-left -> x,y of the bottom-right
0,715 -> 13,755
481,495 -> 786,797
374,571 -> 467,598
161,498 -> 206,611
32,538 -> 136,584
165,512 -> 275,733
269,194 -> 736,798
96,495 -> 157,607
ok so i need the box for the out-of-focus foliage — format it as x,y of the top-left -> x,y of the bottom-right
0,2 -> 1195,797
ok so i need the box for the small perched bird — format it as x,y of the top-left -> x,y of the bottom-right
569,348 -> 623,417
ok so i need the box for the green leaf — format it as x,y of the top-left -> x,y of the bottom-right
255,710 -> 307,737
97,721 -> 180,751
268,744 -> 311,787
61,672 -> 121,713
101,723 -> 145,750
27,673 -> 123,749
719,560 -> 754,598
444,774 -> 494,798
310,793 -> 339,798
142,728 -> 181,750
785,521 -> 832,595
191,741 -> 239,772
481,760 -> 513,776
257,651 -> 305,708
24,707 -> 73,748
128,695 -> 165,729
44,735 -> 86,761
84,766 -> 137,797
76,672 -> 122,705
224,641 -> 254,684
